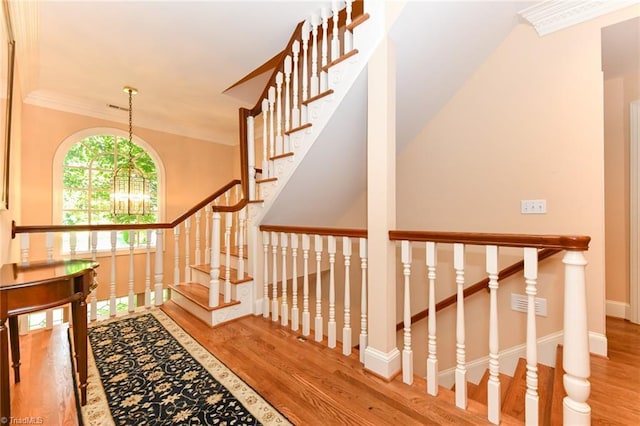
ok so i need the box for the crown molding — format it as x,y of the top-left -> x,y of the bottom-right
7,0 -> 40,96
519,0 -> 639,36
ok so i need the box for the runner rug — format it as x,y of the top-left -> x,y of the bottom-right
81,308 -> 291,425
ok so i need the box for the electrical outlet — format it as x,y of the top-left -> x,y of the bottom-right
521,199 -> 547,214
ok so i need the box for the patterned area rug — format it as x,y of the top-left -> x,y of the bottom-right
81,308 -> 291,425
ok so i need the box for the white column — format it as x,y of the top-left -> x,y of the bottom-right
224,212 -> 232,303
195,210 -> 202,265
184,218 -> 191,282
173,224 -> 180,285
291,234 -> 300,331
302,234 -> 311,336
454,243 -> 467,409
524,247 -> 539,426
262,231 -> 270,318
487,245 -> 500,424
110,230 -> 117,317
401,240 -> 413,385
562,250 -> 591,425
154,229 -> 164,306
364,25 -> 400,379
342,236 -> 352,356
359,238 -> 368,364
328,235 -> 337,348
209,212 -> 221,307
314,235 -> 324,342
271,232 -> 279,322
128,229 -> 135,313
426,241 -> 438,395
281,232 -> 289,326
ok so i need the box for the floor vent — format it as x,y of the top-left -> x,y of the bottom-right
510,293 -> 548,317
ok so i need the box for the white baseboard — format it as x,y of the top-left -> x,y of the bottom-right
437,330 -> 609,388
364,346 -> 401,380
606,299 -> 630,320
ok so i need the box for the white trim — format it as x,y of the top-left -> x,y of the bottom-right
606,299 -> 631,319
518,0 -> 639,36
631,100 -> 640,324
364,346 -> 401,380
589,331 -> 608,357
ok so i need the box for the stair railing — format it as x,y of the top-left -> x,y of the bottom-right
389,230 -> 591,426
259,224 -> 368,361
11,179 -> 247,329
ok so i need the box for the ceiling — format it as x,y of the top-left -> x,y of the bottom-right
7,1 -> 638,148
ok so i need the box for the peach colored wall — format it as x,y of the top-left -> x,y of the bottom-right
604,72 -> 639,305
396,7 -> 640,343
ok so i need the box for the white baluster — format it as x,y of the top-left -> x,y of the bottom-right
20,233 -> 29,265
224,212 -> 232,303
247,115 -> 256,200
291,41 -> 301,129
291,234 -> 300,331
301,20 -> 310,124
331,0 -> 340,61
262,231 -> 270,318
262,99 -> 270,179
155,229 -> 164,306
275,72 -> 284,156
402,240 -> 413,384
454,243 -> 467,409
281,232 -> 289,326
90,231 -> 98,321
110,231 -> 117,317
487,245 -> 500,424
426,241 -> 438,395
302,234 -> 311,336
562,250 -> 591,425
46,232 -> 53,262
128,230 -> 135,312
69,231 -> 77,259
344,0 -> 353,53
173,224 -> 180,285
284,55 -> 292,137
271,232 -> 279,322
268,87 -> 276,164
205,206 -> 211,264
209,212 -> 221,307
145,229 -> 152,308
342,236 -> 352,356
238,207 -> 246,278
524,247 -> 539,426
359,238 -> 368,363
195,210 -> 202,265
320,7 -> 330,92
184,217 -> 191,282
310,13 -> 320,97
328,236 -> 337,348
314,235 -> 323,342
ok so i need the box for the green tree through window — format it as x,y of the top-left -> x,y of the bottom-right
62,134 -> 158,252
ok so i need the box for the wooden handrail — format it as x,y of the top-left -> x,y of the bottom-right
394,247 -> 562,331
259,224 -> 367,239
12,179 -> 243,238
389,230 -> 590,251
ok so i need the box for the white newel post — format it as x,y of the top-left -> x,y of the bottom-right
280,232 -> 289,326
128,230 -> 135,312
247,115 -> 256,200
302,234 -> 311,336
524,247 -> 539,426
271,232 -> 279,322
342,236 -> 352,356
454,243 -> 467,409
154,229 -> 164,306
426,241 -> 438,395
401,240 -> 413,385
562,250 -> 591,425
359,238 -> 368,364
262,231 -> 270,318
110,230 -> 117,317
173,224 -> 180,285
209,212 -> 221,308
145,229 -> 152,308
328,235 -> 337,348
184,218 -> 191,282
291,234 -> 300,331
487,245 -> 500,424
224,212 -> 232,304
314,235 -> 324,342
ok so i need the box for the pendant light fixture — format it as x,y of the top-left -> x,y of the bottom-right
112,86 -> 149,216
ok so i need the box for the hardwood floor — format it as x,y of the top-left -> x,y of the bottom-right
7,308 -> 640,425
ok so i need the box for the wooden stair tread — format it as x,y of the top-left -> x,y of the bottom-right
256,177 -> 277,184
550,345 -> 565,425
191,264 -> 252,284
469,369 -> 512,406
321,48 -> 359,72
302,89 -> 334,106
502,357 -> 555,423
284,122 -> 312,136
270,152 -> 294,161
169,282 -> 240,312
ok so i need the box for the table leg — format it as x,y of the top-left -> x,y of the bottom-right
1,316 -> 11,422
76,298 -> 88,405
8,317 -> 19,383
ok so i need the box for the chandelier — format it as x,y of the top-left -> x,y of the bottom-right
112,86 -> 149,216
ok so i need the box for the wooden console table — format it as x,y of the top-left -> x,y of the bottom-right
0,259 -> 98,421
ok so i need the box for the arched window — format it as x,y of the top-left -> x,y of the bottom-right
54,128 -> 164,253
